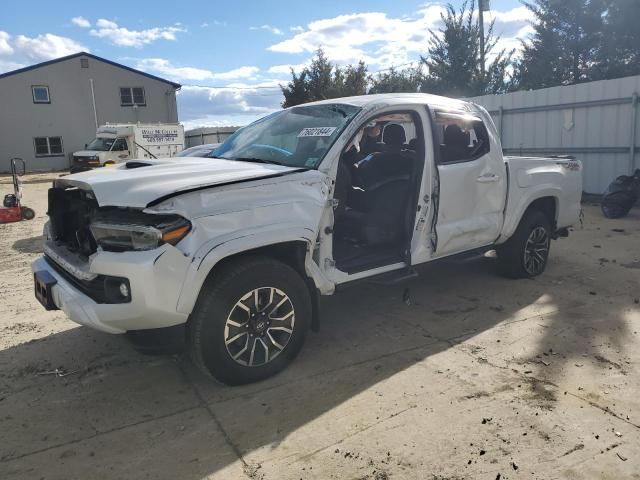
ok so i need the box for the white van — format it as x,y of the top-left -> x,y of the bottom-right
72,123 -> 184,170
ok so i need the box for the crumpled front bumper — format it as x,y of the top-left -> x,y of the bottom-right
31,245 -> 191,334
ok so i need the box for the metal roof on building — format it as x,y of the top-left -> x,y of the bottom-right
0,52 -> 181,89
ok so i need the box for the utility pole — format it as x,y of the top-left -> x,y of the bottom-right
479,0 -> 489,92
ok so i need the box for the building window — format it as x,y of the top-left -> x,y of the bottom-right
120,87 -> 146,106
32,86 -> 50,104
34,136 -> 64,156
80,58 -> 89,68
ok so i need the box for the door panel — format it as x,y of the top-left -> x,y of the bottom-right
431,108 -> 507,257
435,155 -> 505,255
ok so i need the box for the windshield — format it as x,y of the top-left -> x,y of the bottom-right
212,104 -> 360,168
86,137 -> 115,151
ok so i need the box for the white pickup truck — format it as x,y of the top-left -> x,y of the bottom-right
33,93 -> 582,385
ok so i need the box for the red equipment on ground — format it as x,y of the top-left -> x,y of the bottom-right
0,158 -> 35,223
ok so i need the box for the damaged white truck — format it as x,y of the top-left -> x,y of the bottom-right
33,93 -> 582,385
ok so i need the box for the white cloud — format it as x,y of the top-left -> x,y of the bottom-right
137,58 -> 214,81
213,66 -> 260,80
0,59 -> 25,74
13,33 -> 87,61
267,62 -> 309,75
136,58 -> 260,82
488,6 -> 530,23
250,24 -> 284,35
71,16 -> 91,28
0,30 -> 87,72
268,6 -> 444,68
90,19 -> 185,47
177,84 -> 282,129
267,4 -> 533,69
0,31 -> 13,55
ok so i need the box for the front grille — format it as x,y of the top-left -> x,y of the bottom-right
73,156 -> 99,165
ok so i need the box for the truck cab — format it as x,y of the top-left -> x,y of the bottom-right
34,93 -> 582,385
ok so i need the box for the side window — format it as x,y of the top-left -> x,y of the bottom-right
32,86 -> 50,104
433,109 -> 490,164
112,138 -> 128,151
34,136 -> 64,156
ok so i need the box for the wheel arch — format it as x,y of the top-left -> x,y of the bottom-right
177,233 -> 325,331
499,189 -> 560,243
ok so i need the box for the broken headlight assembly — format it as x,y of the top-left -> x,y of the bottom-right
89,214 -> 191,252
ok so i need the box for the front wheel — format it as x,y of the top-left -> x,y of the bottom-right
187,256 -> 311,385
496,209 -> 551,279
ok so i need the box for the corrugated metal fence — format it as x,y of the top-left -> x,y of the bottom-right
184,126 -> 239,148
469,75 -> 640,194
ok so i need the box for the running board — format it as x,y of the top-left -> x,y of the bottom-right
369,267 -> 419,286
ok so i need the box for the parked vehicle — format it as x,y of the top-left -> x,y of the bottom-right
71,123 -> 184,171
0,158 -> 35,223
176,143 -> 220,158
33,93 -> 582,385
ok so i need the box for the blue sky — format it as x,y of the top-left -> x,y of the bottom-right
1,0 -> 528,128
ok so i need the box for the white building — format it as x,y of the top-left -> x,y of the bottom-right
0,52 -> 181,172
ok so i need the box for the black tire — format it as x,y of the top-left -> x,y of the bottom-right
21,207 -> 35,220
187,256 -> 311,385
496,209 -> 551,279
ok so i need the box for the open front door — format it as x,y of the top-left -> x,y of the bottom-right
430,108 -> 507,257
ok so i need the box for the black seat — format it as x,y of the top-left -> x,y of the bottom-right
382,124 -> 406,151
343,145 -> 416,246
342,178 -> 411,246
442,124 -> 470,162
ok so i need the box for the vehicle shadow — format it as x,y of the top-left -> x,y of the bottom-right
0,253 -> 632,479
12,235 -> 44,254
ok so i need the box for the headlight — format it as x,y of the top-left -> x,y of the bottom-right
90,215 -> 191,252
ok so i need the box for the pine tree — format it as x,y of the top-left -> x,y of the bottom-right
514,0 -> 608,89
280,50 -> 369,107
598,0 -> 640,79
420,0 -> 513,97
369,66 -> 424,94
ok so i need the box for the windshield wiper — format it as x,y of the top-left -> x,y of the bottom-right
224,157 -> 284,166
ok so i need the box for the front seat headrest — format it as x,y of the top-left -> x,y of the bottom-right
382,124 -> 406,147
444,124 -> 470,146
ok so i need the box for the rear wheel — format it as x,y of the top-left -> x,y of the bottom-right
496,209 -> 551,279
21,206 -> 35,220
187,256 -> 310,385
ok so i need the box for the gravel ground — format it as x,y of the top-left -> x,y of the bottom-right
1,173 -> 639,480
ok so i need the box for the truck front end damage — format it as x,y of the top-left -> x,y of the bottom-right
33,184 -> 193,333
32,159 -> 329,335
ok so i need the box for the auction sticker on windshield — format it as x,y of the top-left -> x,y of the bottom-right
298,127 -> 337,137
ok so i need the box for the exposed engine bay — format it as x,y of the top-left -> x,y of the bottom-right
47,186 -> 191,259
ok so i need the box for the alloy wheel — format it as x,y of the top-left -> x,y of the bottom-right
523,226 -> 550,275
224,287 -> 295,367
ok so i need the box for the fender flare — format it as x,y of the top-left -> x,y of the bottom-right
498,186 -> 560,242
175,226 -> 332,314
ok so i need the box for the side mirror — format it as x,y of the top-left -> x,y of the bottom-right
84,143 -> 88,149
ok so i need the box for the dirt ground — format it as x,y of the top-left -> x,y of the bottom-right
1,173 -> 639,480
